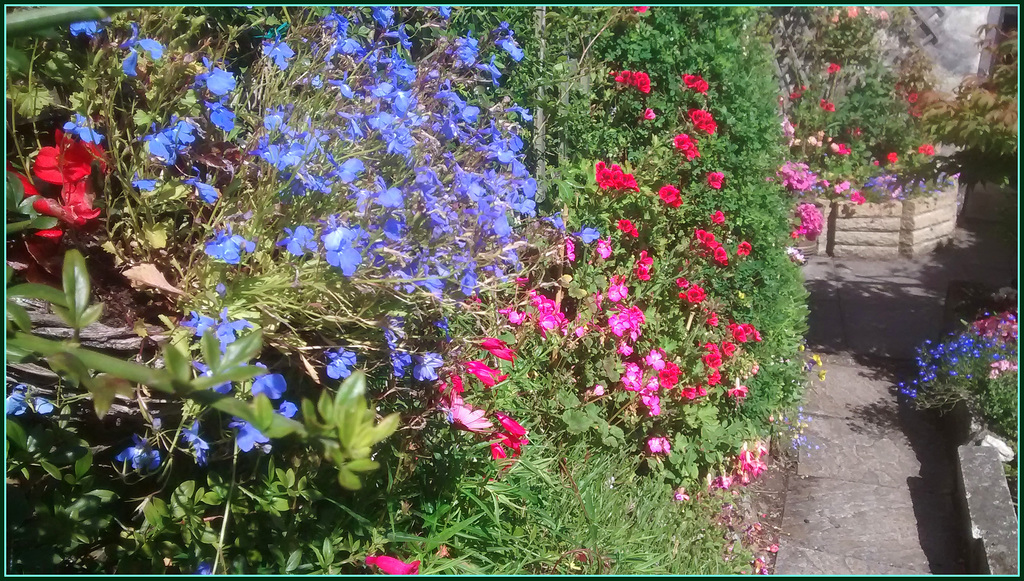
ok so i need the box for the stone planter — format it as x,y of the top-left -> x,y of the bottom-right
822,180 -> 959,259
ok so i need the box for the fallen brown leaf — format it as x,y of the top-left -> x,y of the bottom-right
123,263 -> 184,295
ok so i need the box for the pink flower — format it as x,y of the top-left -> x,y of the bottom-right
565,237 -> 576,262
641,391 -> 661,416
634,6 -> 648,13
673,488 -> 690,502
710,210 -> 725,224
366,555 -> 421,575
499,307 -> 528,325
592,384 -> 605,396
617,341 -> 634,356
850,191 -> 866,205
466,360 -> 508,387
622,362 -> 643,391
607,275 -> 629,302
494,411 -> 527,438
644,348 -> 666,371
446,396 -> 493,433
634,250 -> 653,280
707,172 -> 724,189
643,107 -> 656,120
727,383 -> 749,400
480,338 -> 516,363
596,237 -> 613,259
647,437 -> 671,455
834,180 -> 851,194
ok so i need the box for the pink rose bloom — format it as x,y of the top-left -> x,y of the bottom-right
596,237 -> 612,259
647,436 -> 671,454
607,275 -> 628,302
644,348 -> 666,371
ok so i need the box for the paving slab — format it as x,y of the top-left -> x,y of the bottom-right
802,363 -> 892,420
775,544 -> 922,575
780,476 -> 948,572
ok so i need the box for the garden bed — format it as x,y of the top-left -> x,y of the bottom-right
815,180 -> 959,259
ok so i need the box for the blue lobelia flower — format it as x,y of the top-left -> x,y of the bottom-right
204,228 -> 256,265
413,352 -> 443,382
202,65 -> 236,96
460,266 -> 478,297
195,562 -> 214,575
262,40 -> 295,70
325,349 -> 357,380
495,22 -> 524,62
575,226 -> 601,244
336,158 -> 365,184
377,181 -> 404,209
115,435 -> 162,472
229,418 -> 269,452
206,101 -> 235,132
322,225 -> 363,276
181,421 -> 210,466
121,24 -> 164,77
212,308 -> 254,352
70,20 -> 101,38
6,384 -> 28,416
455,32 -> 479,68
132,174 -> 159,191
438,6 -> 452,19
391,350 -> 413,378
506,104 -> 533,122
185,177 -> 220,204
33,397 -> 55,415
251,364 -> 287,400
278,401 -> 298,418
182,311 -> 217,336
372,6 -> 394,28
63,113 -> 105,144
278,225 -> 318,256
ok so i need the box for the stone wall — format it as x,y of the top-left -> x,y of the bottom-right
804,182 -> 959,259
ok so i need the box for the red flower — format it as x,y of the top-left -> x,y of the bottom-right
490,442 -> 507,460
643,108 -> 656,120
595,161 -> 639,192
480,338 -> 516,363
689,109 -> 717,134
917,144 -> 935,155
737,241 -> 751,256
673,133 -> 701,161
706,369 -> 722,386
31,130 -> 106,229
683,285 -> 706,303
887,152 -> 899,164
633,71 -> 651,93
494,411 -> 528,438
713,245 -> 729,266
710,210 -> 725,225
707,312 -> 719,326
850,191 -> 866,205
721,341 -> 737,357
729,323 -> 748,343
617,219 -> 639,238
789,90 -> 804,100
634,7 -> 649,13
907,92 -> 918,103
827,62 -> 841,74
835,143 -> 852,155
365,555 -> 420,575
819,99 -> 835,112
466,360 -> 508,387
675,277 -> 689,288
703,351 -> 723,369
658,361 -> 681,388
658,184 -> 682,208
683,74 -> 709,93
706,172 -> 724,190
635,250 -> 653,280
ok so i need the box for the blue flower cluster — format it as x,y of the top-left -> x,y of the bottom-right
6,384 -> 54,416
899,327 -> 1017,400
204,227 -> 256,264
63,113 -> 104,144
143,118 -> 196,166
121,23 -> 164,77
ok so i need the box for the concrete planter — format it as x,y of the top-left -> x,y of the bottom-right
815,180 -> 959,259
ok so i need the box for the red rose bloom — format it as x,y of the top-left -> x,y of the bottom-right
737,241 -> 752,256
689,109 -> 717,134
673,133 -> 701,161
658,184 -> 682,207
887,152 -> 899,164
706,172 -> 724,190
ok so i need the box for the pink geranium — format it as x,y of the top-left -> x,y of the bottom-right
596,237 -> 613,259
607,275 -> 628,302
647,437 -> 671,455
365,555 -> 421,575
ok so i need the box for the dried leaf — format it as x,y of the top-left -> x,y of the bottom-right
123,263 -> 183,295
299,352 -> 321,385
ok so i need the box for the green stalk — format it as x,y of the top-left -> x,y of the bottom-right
6,6 -> 131,38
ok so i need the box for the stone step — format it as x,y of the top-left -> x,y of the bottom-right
776,543 -> 922,575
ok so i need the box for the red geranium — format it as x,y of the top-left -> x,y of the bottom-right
635,250 -> 654,280
819,99 -> 835,112
682,74 -> 709,93
658,184 -> 682,207
658,361 -> 681,388
30,129 -> 106,231
706,172 -> 724,190
827,62 -> 841,74
713,245 -> 729,266
887,152 -> 899,164
710,210 -> 725,225
907,92 -> 918,103
917,144 -> 935,155
737,241 -> 752,256
689,109 -> 717,134
634,7 -> 649,14
643,107 -> 656,120
683,285 -> 706,303
721,341 -> 737,357
616,218 -> 639,238
595,161 -> 639,192
673,133 -> 701,161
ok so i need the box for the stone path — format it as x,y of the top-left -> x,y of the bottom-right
775,221 -> 1017,575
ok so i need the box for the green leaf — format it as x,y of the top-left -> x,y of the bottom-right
285,549 -> 303,573
40,460 -> 62,480
219,330 -> 263,373
46,352 -> 90,386
562,409 -> 593,434
84,373 -> 134,418
75,450 -> 93,479
9,84 -> 55,118
251,394 -> 276,432
335,370 -> 367,410
143,225 -> 168,249
7,282 -> 68,307
7,301 -> 32,333
345,458 -> 379,473
163,341 -> 192,385
7,172 -> 25,206
6,419 -> 28,450
62,249 -> 91,326
200,333 -> 221,371
79,303 -> 103,328
336,467 -> 361,490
